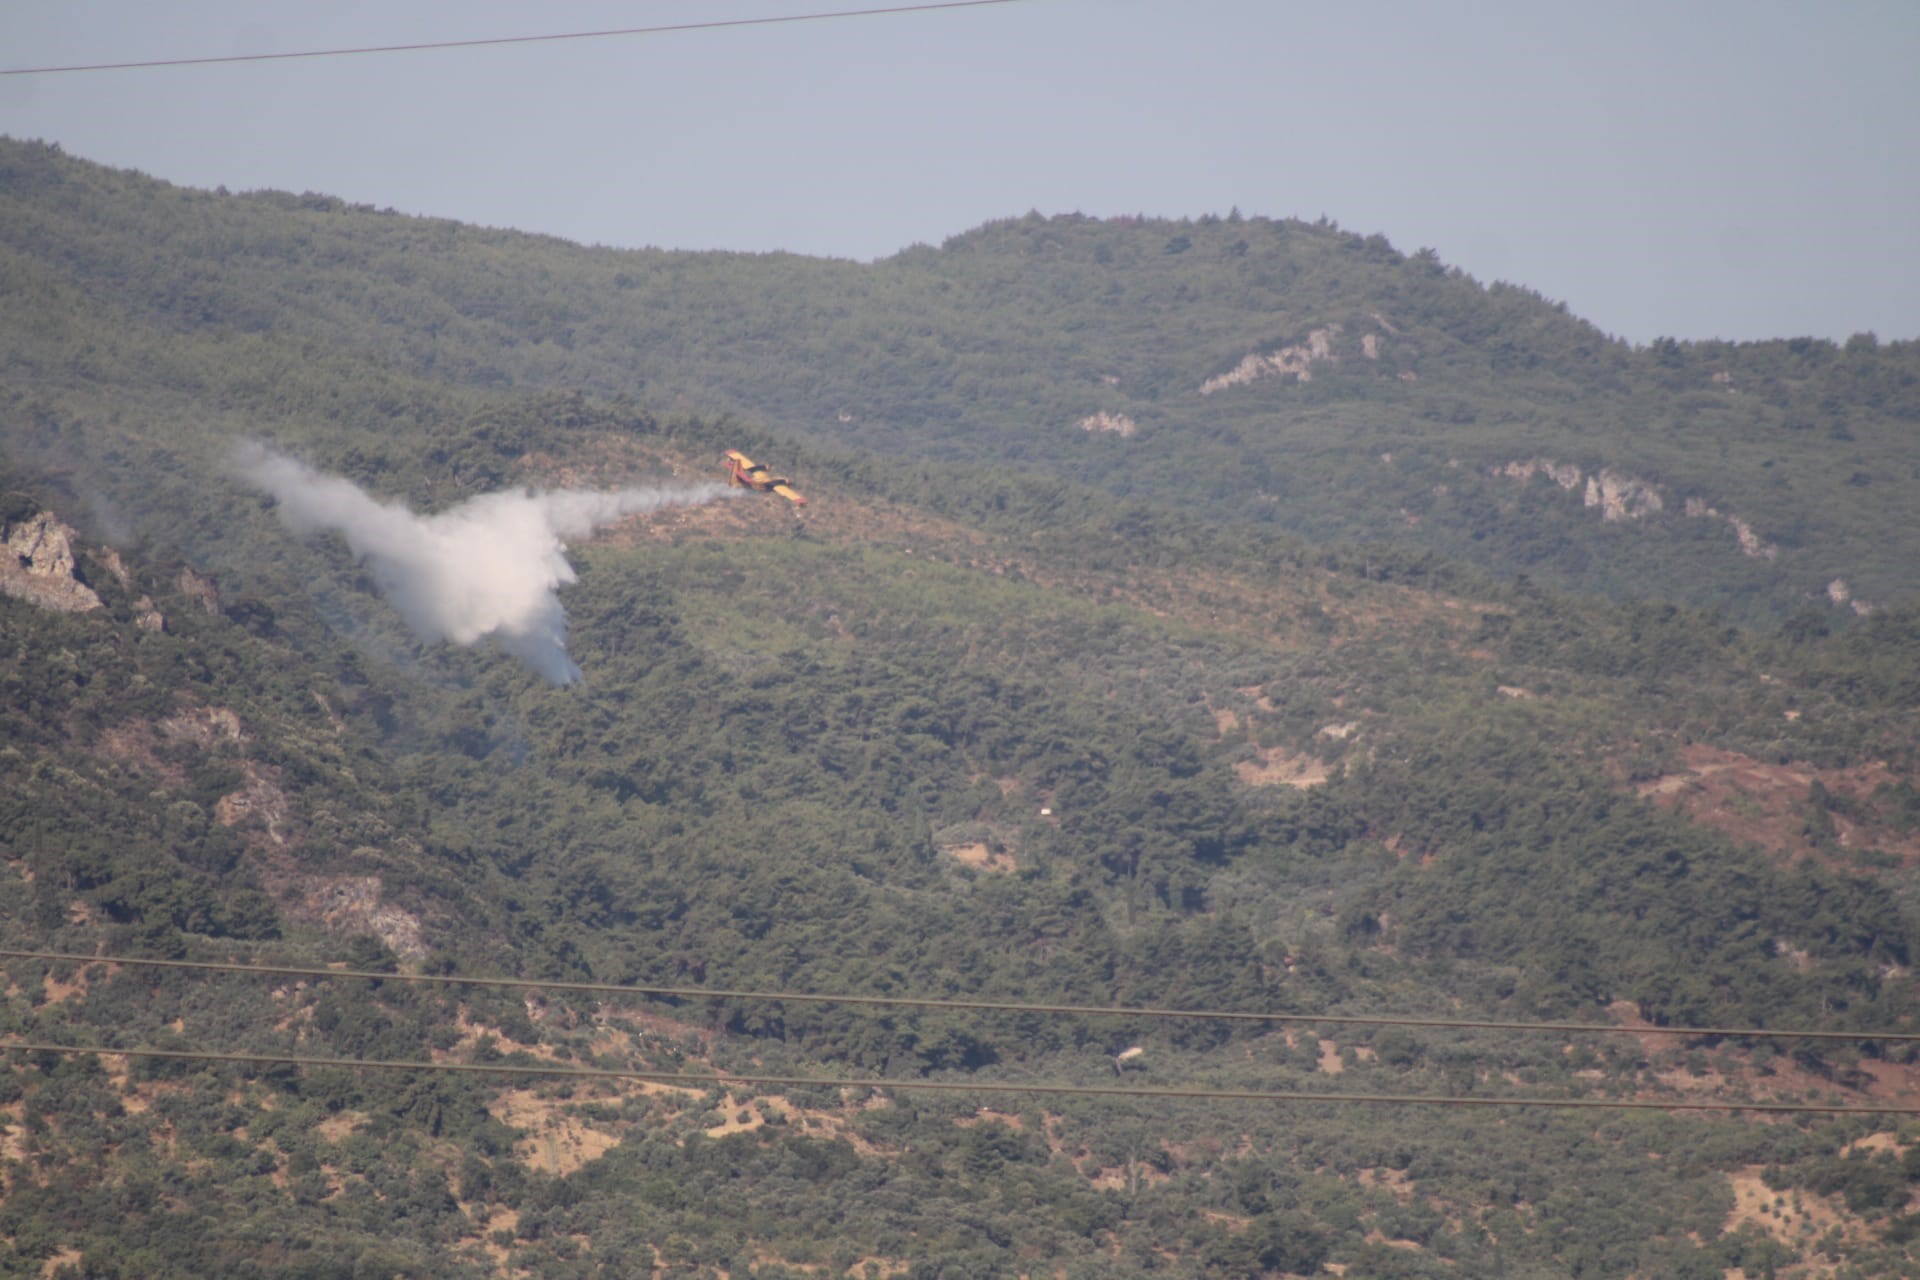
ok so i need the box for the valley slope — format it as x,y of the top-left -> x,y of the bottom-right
3,139 -> 1920,1279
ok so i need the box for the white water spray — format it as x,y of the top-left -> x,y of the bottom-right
237,443 -> 729,683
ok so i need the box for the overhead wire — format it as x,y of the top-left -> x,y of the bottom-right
0,0 -> 1024,77
8,948 -> 1914,1115
5,948 -> 1914,1044
5,1039 -> 1916,1115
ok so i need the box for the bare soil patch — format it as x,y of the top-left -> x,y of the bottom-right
1726,1164 -> 1880,1258
943,841 -> 1015,873
491,1088 -> 624,1176
1635,744 -> 1920,869
316,1111 -> 368,1143
1235,748 -> 1330,788
39,1247 -> 85,1279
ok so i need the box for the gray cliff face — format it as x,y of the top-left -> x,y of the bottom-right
1,511 -> 102,614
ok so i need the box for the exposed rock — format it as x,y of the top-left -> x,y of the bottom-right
1684,498 -> 1778,560
1498,459 -> 1780,558
132,596 -> 166,632
96,706 -> 247,787
176,567 -> 221,615
162,705 -> 245,747
1078,410 -> 1138,437
1,511 -> 102,613
1723,514 -> 1778,561
214,763 -> 296,849
1201,325 -> 1341,394
1498,458 -> 1583,491
1583,468 -> 1664,522
276,873 -> 426,961
1827,578 -> 1878,615
96,547 -> 131,585
91,698 -> 424,960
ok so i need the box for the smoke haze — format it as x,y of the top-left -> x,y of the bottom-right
237,443 -> 730,683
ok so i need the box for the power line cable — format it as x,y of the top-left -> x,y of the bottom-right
0,1 -> 1024,77
6,948 -> 1911,1045
4,1039 -> 1913,1115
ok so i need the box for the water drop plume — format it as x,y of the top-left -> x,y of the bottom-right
236,442 -> 729,683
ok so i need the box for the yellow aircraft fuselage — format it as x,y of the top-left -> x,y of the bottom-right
722,449 -> 807,505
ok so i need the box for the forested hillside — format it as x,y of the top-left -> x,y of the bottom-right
4,136 -> 1920,1277
3,137 -> 1916,623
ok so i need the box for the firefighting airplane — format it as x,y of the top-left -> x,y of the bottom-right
721,450 -> 807,506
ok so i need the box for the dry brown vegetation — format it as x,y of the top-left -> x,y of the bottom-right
1637,744 -> 1920,869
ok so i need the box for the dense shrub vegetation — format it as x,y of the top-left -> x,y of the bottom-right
4,137 -> 1920,1276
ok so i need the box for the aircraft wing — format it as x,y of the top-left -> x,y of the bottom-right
724,448 -> 806,504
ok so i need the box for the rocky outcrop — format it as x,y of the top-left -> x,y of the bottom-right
1825,578 -> 1877,616
1503,460 -> 1664,522
96,706 -> 249,787
164,705 -> 246,748
1201,317 -> 1405,394
1583,469 -> 1664,522
95,701 -> 424,958
1,512 -> 103,613
96,547 -> 131,585
1497,458 -> 1780,559
1078,411 -> 1138,437
1202,325 -> 1342,394
1498,458 -> 1583,492
1681,498 -> 1780,561
214,764 -> 295,848
176,567 -> 221,615
1728,517 -> 1775,561
282,875 -> 427,961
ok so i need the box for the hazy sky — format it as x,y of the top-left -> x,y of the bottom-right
3,0 -> 1916,345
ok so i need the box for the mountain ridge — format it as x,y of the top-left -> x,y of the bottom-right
5,136 -> 1916,623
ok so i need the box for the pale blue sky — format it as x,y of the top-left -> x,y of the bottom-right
3,0 -> 1915,345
